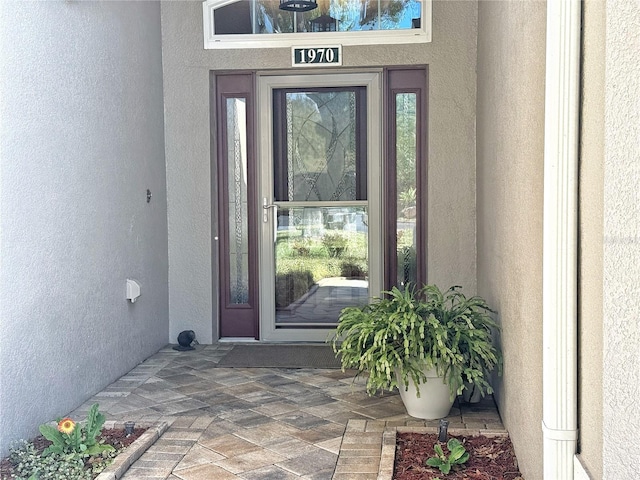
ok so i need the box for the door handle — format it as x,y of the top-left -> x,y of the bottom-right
263,198 -> 277,223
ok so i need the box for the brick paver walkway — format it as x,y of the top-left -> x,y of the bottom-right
70,345 -> 505,480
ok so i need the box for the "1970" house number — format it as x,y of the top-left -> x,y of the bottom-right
292,46 -> 342,67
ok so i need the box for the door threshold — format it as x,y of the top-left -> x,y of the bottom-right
219,338 -> 259,343
219,338 -> 333,344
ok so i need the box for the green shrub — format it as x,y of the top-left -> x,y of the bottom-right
275,270 -> 315,308
340,259 -> 368,278
291,240 -> 311,256
322,233 -> 348,258
399,187 -> 416,210
275,231 -> 368,283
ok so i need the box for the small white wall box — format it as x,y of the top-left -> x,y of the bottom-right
126,279 -> 141,303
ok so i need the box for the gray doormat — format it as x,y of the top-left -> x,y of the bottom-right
217,344 -> 342,369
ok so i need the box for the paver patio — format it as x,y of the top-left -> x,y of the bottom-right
69,345 -> 505,480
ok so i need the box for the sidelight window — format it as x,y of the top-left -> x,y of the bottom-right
384,68 -> 427,290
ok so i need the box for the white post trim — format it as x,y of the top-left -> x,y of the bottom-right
542,0 -> 581,479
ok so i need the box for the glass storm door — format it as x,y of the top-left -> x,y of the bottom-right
259,73 -> 382,341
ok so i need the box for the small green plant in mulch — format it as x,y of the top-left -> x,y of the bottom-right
1,404 -> 119,480
39,404 -> 113,458
426,438 -> 470,474
322,233 -> 348,258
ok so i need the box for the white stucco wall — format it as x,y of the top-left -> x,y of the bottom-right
476,2 -> 546,479
161,0 -> 479,342
602,0 -> 640,477
0,1 -> 168,455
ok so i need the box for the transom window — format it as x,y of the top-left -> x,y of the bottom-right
203,0 -> 431,49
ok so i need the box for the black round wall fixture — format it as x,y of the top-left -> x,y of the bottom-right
279,0 -> 318,12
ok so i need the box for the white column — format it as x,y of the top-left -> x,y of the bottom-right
542,0 -> 581,479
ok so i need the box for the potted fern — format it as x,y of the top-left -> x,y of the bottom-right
331,284 -> 502,419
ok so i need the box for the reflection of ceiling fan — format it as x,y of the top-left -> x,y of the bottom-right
279,0 -> 318,13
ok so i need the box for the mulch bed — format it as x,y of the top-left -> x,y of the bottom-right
394,433 -> 523,480
0,427 -> 146,479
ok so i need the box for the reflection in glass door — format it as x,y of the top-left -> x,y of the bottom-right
274,205 -> 369,326
273,88 -> 368,327
259,73 -> 382,341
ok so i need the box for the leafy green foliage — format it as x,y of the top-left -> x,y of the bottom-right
6,405 -> 120,479
37,424 -> 67,457
84,404 -> 105,446
322,233 -> 348,258
426,438 -> 470,474
8,440 -> 91,480
397,246 -> 416,286
275,270 -> 315,308
339,259 -> 367,278
399,187 -> 416,211
330,284 -> 502,398
276,228 -> 368,282
39,404 -> 113,458
7,438 -> 118,480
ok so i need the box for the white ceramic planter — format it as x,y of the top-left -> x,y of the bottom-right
395,367 -> 454,419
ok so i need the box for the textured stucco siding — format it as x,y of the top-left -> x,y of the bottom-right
161,0 -> 479,342
476,2 -> 546,479
0,1 -> 168,455
602,0 -> 640,477
577,0 -> 604,477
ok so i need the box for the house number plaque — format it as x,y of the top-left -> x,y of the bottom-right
292,46 -> 342,67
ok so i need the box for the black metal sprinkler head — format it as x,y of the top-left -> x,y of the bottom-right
438,418 -> 449,442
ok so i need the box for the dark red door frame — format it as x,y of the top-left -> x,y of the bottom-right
213,73 -> 259,339
211,68 -> 428,339
384,67 -> 429,290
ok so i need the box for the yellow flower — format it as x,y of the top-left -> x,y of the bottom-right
57,418 -> 75,434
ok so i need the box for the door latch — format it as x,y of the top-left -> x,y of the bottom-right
263,198 -> 277,223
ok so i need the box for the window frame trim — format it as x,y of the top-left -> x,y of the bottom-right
383,67 -> 428,291
214,72 -> 260,339
202,0 -> 432,49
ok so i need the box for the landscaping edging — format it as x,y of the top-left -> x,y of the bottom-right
94,421 -> 168,480
380,426 -> 512,480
